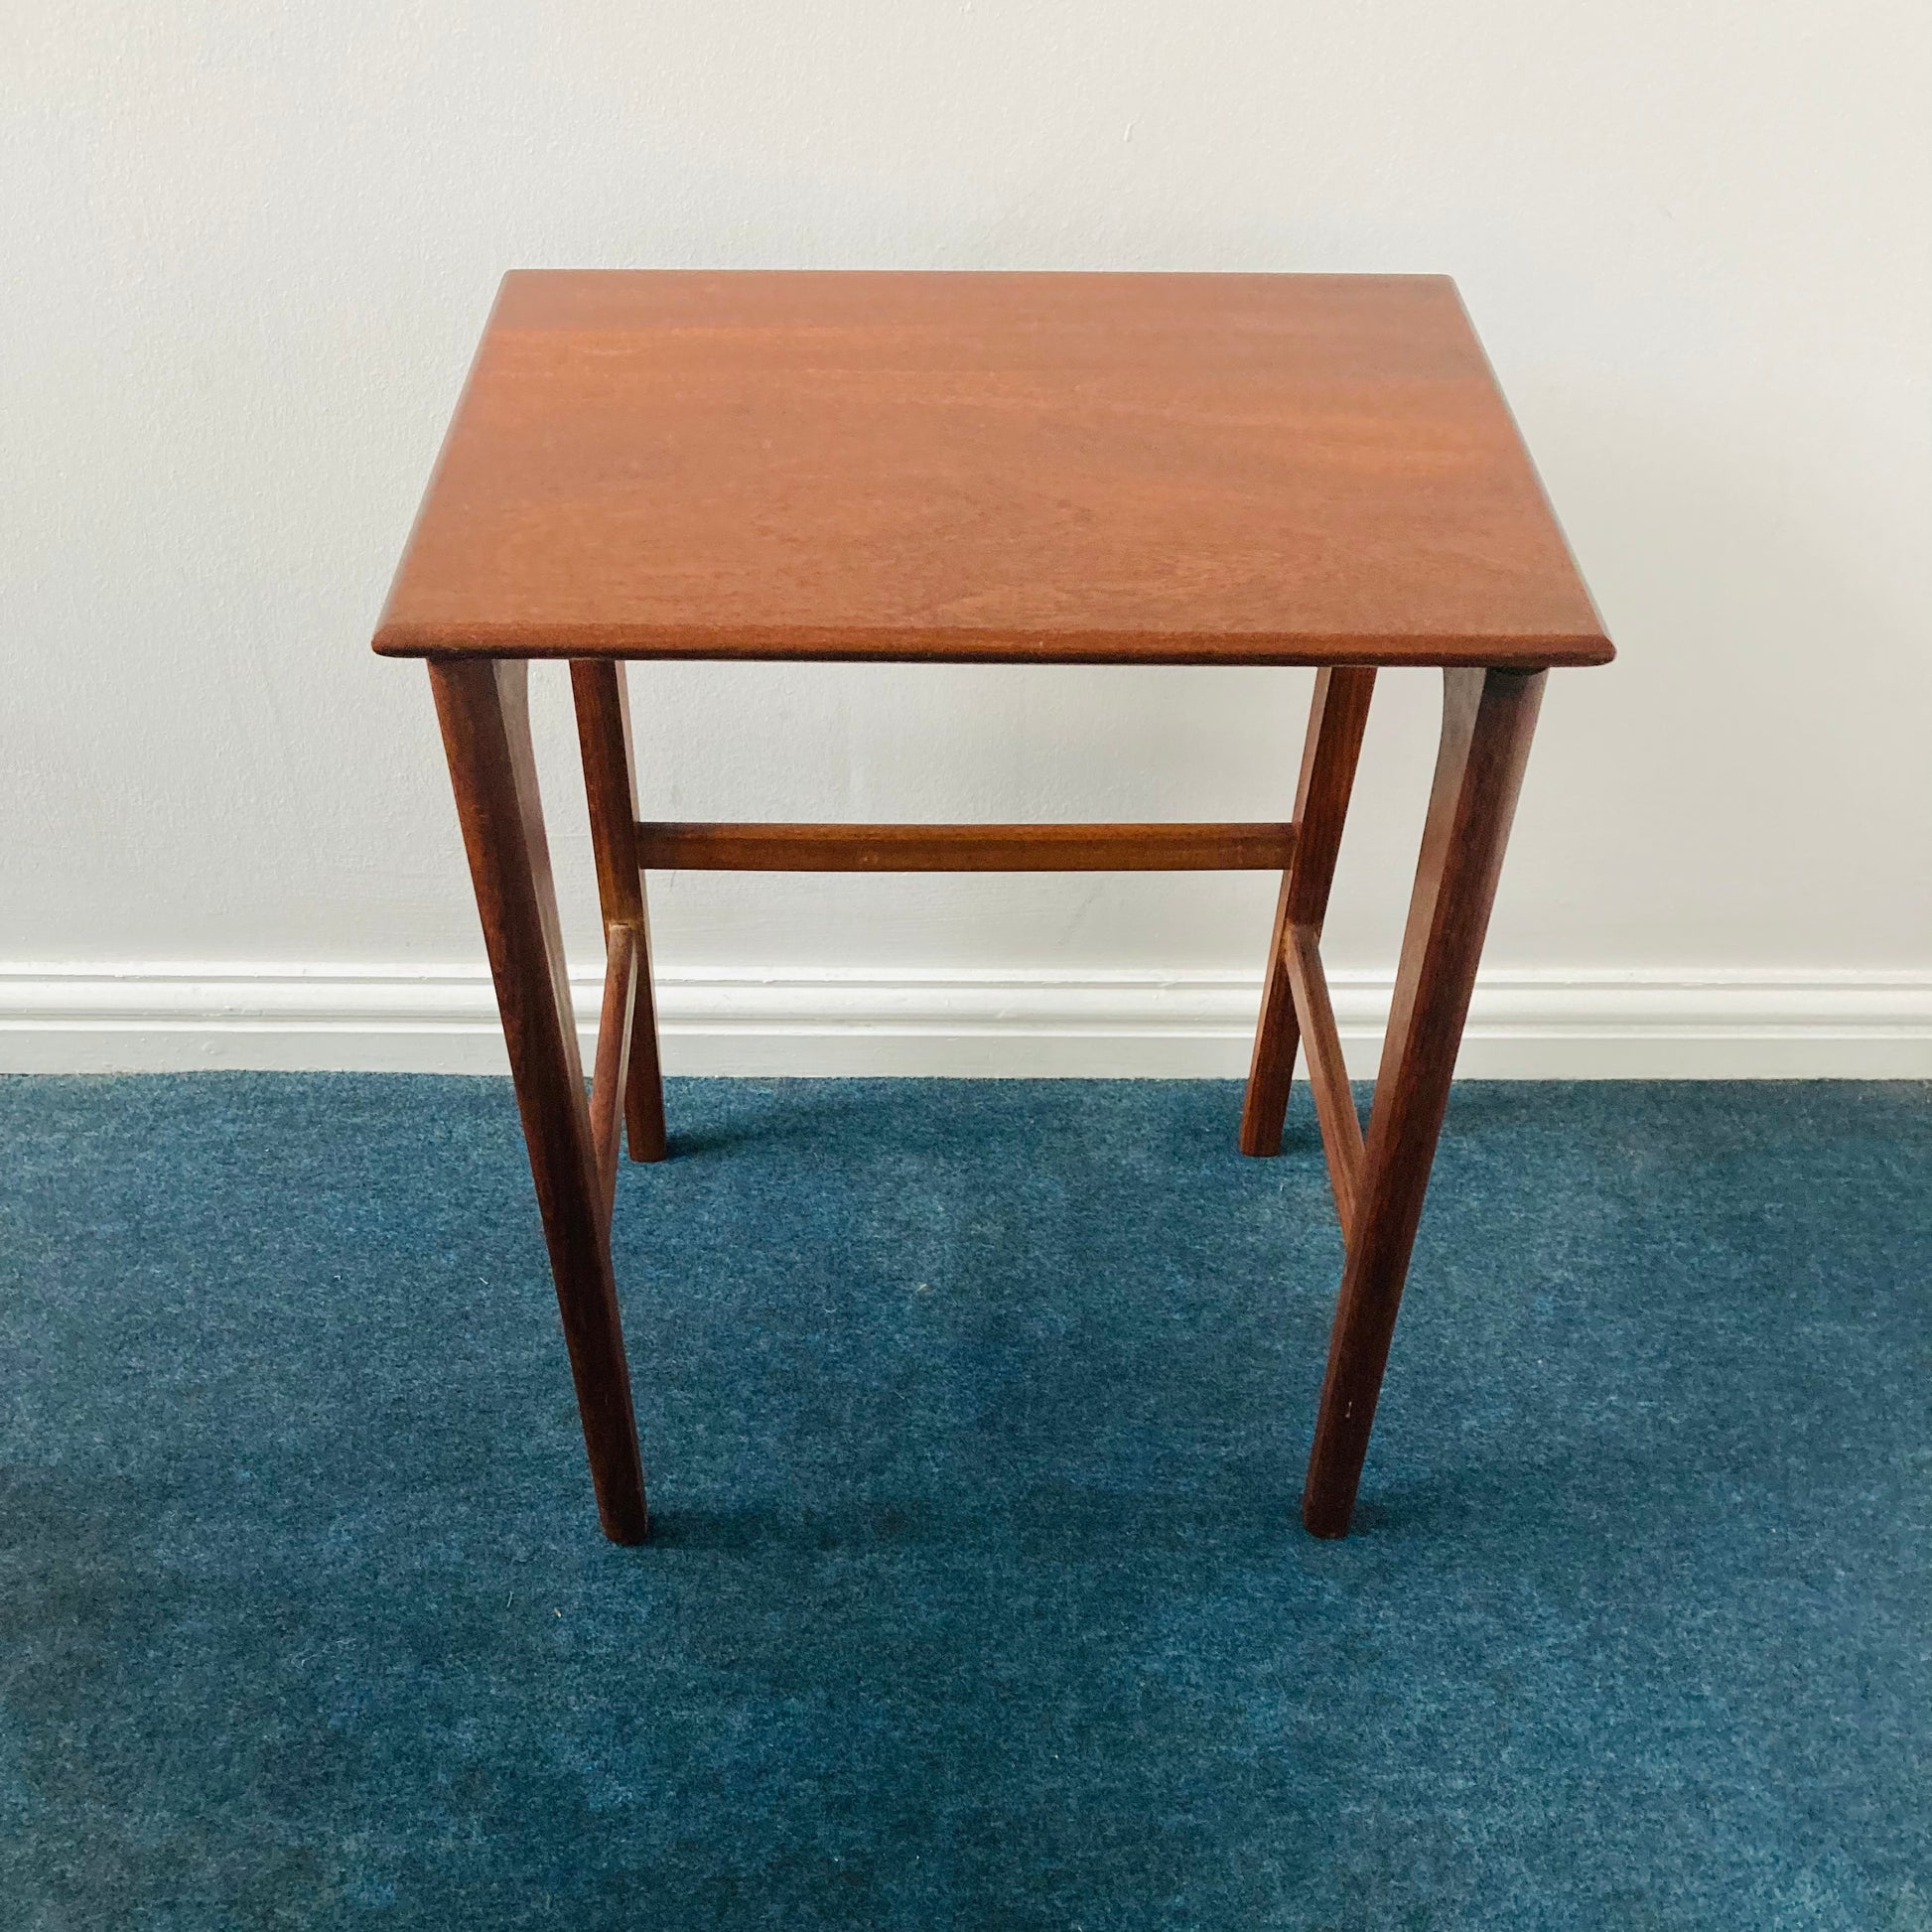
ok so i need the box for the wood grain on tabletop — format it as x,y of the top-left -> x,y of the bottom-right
373,271 -> 1609,669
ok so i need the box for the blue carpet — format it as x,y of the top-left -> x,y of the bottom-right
0,1075 -> 1926,1928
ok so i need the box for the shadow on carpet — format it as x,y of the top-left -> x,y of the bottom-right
1,1075 -> 1927,1928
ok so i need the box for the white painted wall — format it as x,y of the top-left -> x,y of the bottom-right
5,2 -> 1929,1073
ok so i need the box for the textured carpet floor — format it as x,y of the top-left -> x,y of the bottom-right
0,1075 -> 1927,1929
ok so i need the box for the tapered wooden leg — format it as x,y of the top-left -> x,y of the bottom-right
1241,667 -> 1376,1156
430,658 -> 649,1545
570,660 -> 668,1163
1302,667 -> 1545,1537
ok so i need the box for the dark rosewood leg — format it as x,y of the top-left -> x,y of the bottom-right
1240,667 -> 1376,1156
430,658 -> 649,1545
570,660 -> 668,1163
1302,667 -> 1545,1537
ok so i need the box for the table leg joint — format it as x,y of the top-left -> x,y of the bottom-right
589,923 -> 640,1225
1284,924 -> 1364,1236
1240,667 -> 1377,1158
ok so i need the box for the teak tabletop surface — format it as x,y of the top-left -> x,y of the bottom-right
374,270 -> 1608,669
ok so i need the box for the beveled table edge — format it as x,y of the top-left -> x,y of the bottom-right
371,623 -> 1615,668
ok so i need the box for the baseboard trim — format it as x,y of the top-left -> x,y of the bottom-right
2,963 -> 1929,1077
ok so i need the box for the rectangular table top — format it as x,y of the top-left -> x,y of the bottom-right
373,271 -> 1609,669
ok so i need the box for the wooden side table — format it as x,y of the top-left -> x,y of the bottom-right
373,271 -> 1611,1545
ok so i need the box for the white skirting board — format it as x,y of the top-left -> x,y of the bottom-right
2,963 -> 1930,1078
